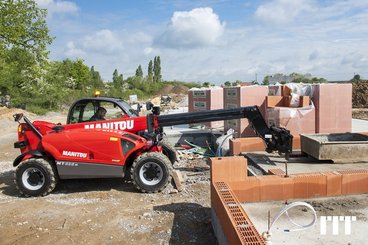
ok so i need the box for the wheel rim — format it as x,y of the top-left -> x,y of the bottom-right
139,162 -> 164,186
22,167 -> 45,191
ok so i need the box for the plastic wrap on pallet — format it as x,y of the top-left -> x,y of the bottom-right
266,104 -> 316,135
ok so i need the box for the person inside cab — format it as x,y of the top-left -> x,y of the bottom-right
90,107 -> 107,121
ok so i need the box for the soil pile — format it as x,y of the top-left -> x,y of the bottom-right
158,84 -> 189,96
159,85 -> 174,95
171,85 -> 189,95
352,80 -> 368,108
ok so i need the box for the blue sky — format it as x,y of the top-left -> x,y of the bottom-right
36,0 -> 368,83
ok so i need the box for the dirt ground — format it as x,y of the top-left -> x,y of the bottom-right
0,107 -> 216,245
352,108 -> 368,120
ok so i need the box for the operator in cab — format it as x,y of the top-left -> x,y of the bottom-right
90,107 -> 107,121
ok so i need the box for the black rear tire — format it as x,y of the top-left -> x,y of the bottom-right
15,158 -> 58,197
130,152 -> 172,193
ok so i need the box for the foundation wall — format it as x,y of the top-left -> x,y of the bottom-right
210,156 -> 368,244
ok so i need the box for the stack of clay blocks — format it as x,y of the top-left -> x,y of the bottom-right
312,83 -> 352,133
188,87 -> 224,129
224,86 -> 269,137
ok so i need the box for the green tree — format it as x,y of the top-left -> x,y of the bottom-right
148,60 -> 153,82
262,76 -> 270,85
0,0 -> 53,62
153,56 -> 161,82
202,82 -> 210,87
112,69 -> 124,89
224,81 -> 231,87
135,65 -> 143,77
90,66 -> 103,89
0,46 -> 41,106
70,59 -> 91,92
351,74 -> 361,82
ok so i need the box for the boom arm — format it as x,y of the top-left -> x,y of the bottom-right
152,106 -> 293,155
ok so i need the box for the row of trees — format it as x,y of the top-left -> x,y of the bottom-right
262,73 -> 327,85
135,56 -> 161,83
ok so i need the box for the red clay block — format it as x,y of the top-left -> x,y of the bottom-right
293,174 -> 327,199
210,156 -> 248,182
299,96 -> 310,107
322,172 -> 342,196
268,168 -> 286,176
292,135 -> 301,150
266,96 -> 288,107
229,134 -> 301,155
258,175 -> 294,201
229,138 -> 265,154
229,178 -> 260,202
229,138 -> 242,155
338,170 -> 368,194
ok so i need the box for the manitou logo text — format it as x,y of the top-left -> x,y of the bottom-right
84,120 -> 134,130
62,151 -> 87,158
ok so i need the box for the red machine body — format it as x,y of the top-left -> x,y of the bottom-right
12,98 -> 293,197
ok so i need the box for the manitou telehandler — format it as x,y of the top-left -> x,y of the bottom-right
13,104 -> 293,197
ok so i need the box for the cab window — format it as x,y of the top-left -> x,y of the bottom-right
82,102 -> 95,122
99,101 -> 126,120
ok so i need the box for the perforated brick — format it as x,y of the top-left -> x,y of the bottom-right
214,182 -> 265,245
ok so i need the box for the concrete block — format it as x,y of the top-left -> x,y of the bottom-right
172,169 -> 184,192
300,133 -> 368,162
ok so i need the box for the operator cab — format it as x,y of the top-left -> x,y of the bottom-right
67,97 -> 139,124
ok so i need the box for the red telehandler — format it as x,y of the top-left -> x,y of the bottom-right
13,103 -> 293,197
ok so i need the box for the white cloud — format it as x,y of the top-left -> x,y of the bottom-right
65,41 -> 85,57
255,0 -> 313,24
36,0 -> 78,15
82,30 -> 123,54
156,7 -> 225,49
47,1 -> 368,83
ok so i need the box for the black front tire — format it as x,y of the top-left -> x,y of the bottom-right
161,139 -> 178,164
130,152 -> 172,193
15,158 -> 58,197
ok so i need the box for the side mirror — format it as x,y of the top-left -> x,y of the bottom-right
152,106 -> 160,115
146,102 -> 153,111
136,103 -> 142,113
13,113 -> 23,122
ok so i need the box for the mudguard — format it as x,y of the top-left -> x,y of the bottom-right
13,150 -> 44,167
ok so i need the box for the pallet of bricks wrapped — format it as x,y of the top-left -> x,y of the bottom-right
267,83 -> 352,135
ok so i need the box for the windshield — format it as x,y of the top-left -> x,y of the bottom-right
118,100 -> 139,117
